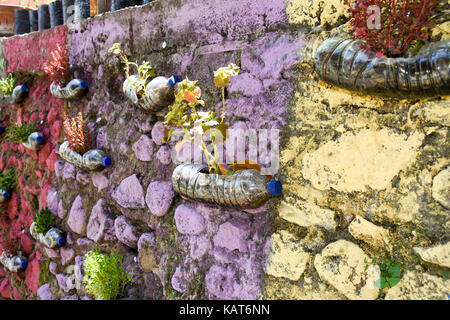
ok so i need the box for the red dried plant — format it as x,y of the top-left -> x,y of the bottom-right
63,111 -> 87,155
43,44 -> 70,86
345,0 -> 442,57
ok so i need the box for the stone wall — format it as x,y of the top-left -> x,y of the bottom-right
0,0 -> 448,300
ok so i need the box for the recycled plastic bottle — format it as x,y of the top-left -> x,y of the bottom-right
22,132 -> 45,151
0,252 -> 28,273
58,141 -> 112,171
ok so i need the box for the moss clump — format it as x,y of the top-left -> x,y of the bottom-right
5,121 -> 36,143
83,248 -> 133,300
0,168 -> 17,192
33,208 -> 55,235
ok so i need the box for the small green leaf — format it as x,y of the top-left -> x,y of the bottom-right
388,277 -> 401,287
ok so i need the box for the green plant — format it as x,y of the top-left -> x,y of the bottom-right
33,208 -> 54,235
83,248 -> 134,300
365,256 -> 403,297
0,168 -> 17,192
5,121 -> 36,143
163,63 -> 240,173
0,74 -> 16,96
108,43 -> 156,98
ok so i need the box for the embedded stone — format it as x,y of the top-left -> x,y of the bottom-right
138,233 -> 158,272
385,271 -> 450,300
114,216 -> 139,248
349,216 -> 391,249
112,174 -> 146,208
174,205 -> 205,235
205,264 -> 236,299
171,265 -> 187,293
46,189 -> 59,215
314,240 -> 380,300
133,135 -> 154,162
145,181 -> 175,217
54,160 -> 64,177
37,284 -> 53,300
151,121 -> 166,145
86,199 -> 110,242
62,162 -> 76,180
67,196 -> 87,235
92,173 -> 109,192
265,230 -> 310,281
60,294 -> 79,300
213,218 -> 251,253
57,200 -> 65,219
76,172 -> 90,185
44,247 -> 60,259
302,129 -> 424,192
49,261 -> 57,275
279,201 -> 337,231
96,126 -> 108,149
60,247 -> 75,266
189,234 -> 211,260
75,255 -> 85,283
156,145 -> 172,165
432,167 -> 450,209
300,226 -> 328,252
414,242 -> 450,268
56,273 -> 73,293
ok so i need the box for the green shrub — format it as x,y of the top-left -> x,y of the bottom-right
33,208 -> 55,235
0,74 -> 16,96
0,168 -> 17,191
5,121 -> 36,143
83,248 -> 134,300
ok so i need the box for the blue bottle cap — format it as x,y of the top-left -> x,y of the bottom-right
102,156 -> 112,167
267,180 -> 282,196
78,80 -> 88,90
2,191 -> 10,199
20,261 -> 28,270
168,75 -> 181,88
35,135 -> 44,143
20,85 -> 28,92
0,126 -> 4,133
57,237 -> 66,246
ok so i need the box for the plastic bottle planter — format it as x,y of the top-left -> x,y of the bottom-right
315,38 -> 450,100
29,222 -> 66,249
14,9 -> 31,35
0,252 -> 28,273
22,132 -> 45,151
6,85 -> 28,104
50,79 -> 88,100
0,189 -> 11,203
58,141 -> 112,171
171,164 -> 283,209
122,75 -> 180,112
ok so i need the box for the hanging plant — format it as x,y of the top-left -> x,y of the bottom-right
0,168 -> 17,204
164,64 -> 282,209
58,111 -> 112,171
108,43 -> 180,112
5,121 -> 45,151
315,0 -> 449,99
0,74 -> 29,105
43,44 -> 88,100
30,208 -> 66,249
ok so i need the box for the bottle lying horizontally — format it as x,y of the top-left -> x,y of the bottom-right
50,79 -> 88,100
171,164 -> 283,209
7,85 -> 28,104
0,252 -> 28,273
0,189 -> 11,203
122,75 -> 180,112
22,132 -> 45,151
58,141 -> 112,171
29,222 -> 66,249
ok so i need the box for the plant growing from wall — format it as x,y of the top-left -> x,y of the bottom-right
33,208 -> 55,235
108,43 -> 156,98
0,74 -> 16,96
344,0 -> 442,57
5,121 -> 36,143
83,248 -> 134,300
43,44 -> 70,86
0,221 -> 18,257
364,256 -> 403,298
0,169 -> 17,193
62,111 -> 88,155
163,63 -> 240,174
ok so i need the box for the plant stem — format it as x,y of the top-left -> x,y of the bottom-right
221,87 -> 226,123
